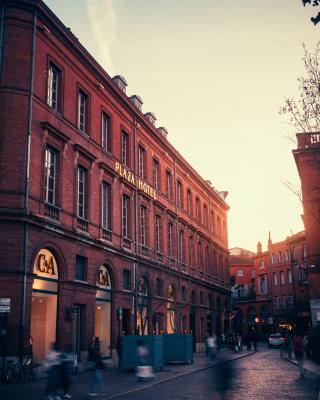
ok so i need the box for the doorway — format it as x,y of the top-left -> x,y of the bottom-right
95,301 -> 111,357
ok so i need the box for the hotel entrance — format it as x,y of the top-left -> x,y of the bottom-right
95,266 -> 112,357
31,249 -> 58,361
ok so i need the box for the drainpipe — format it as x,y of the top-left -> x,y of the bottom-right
0,4 -> 4,78
21,10 -> 36,357
133,118 -> 138,334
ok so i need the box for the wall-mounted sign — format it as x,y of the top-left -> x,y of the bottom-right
97,266 -> 111,289
0,298 -> 10,313
115,162 -> 156,199
33,249 -> 58,279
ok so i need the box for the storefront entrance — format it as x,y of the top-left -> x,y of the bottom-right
95,266 -> 112,357
31,249 -> 58,361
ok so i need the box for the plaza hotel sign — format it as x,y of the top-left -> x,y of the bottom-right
115,162 -> 156,200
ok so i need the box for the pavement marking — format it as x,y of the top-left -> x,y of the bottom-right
100,351 -> 256,400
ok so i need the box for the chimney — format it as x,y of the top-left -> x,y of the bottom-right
129,95 -> 143,111
112,75 -> 127,93
257,241 -> 262,254
268,231 -> 272,249
158,127 -> 168,138
144,112 -> 157,126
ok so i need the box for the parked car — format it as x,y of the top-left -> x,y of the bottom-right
268,333 -> 285,348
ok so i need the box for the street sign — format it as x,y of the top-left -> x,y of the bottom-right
0,298 -> 10,313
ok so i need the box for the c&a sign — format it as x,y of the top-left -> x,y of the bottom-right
33,249 -> 58,280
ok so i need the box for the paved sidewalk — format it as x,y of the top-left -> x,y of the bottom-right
0,349 -> 254,400
285,356 -> 320,400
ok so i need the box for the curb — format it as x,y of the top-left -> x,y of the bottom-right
101,351 -> 256,400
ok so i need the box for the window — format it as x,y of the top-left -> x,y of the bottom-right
78,89 -> 88,133
287,270 -> 292,284
121,131 -> 129,166
138,146 -> 145,178
177,181 -> 183,208
47,62 -> 60,110
102,182 -> 111,230
203,205 -> 208,228
140,205 -> 146,246
271,253 -> 275,264
166,171 -> 172,199
273,272 -> 278,286
182,286 -> 186,302
179,230 -> 184,262
211,211 -> 215,234
200,291 -> 204,305
44,147 -> 57,205
205,246 -> 209,271
279,252 -> 282,262
168,223 -> 173,258
156,278 -> 163,297
123,269 -> 131,290
77,166 -> 87,219
187,190 -> 192,215
198,240 -> 203,268
102,112 -> 110,151
280,271 -> 285,285
121,194 -> 130,238
153,159 -> 159,190
236,269 -> 244,276
195,198 -> 200,222
259,260 -> 265,268
155,215 -> 161,252
75,255 -> 86,281
302,244 -> 307,260
286,250 -> 290,261
189,236 -> 193,266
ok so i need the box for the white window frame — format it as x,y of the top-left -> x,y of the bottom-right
102,182 -> 110,230
78,89 -> 87,132
102,112 -> 109,151
122,194 -> 129,238
44,147 -> 57,205
77,166 -> 86,219
47,63 -> 59,110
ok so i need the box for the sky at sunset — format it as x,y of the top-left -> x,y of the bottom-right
45,0 -> 319,252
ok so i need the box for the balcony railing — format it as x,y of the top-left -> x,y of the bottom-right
122,237 -> 132,250
102,228 -> 112,242
44,203 -> 60,221
77,217 -> 88,232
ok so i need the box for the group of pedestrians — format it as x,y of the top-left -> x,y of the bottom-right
280,330 -> 309,378
43,343 -> 73,400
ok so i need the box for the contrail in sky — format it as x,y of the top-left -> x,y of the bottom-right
85,0 -> 117,76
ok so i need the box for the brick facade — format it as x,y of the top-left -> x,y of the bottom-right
0,0 -> 230,361
293,132 -> 320,325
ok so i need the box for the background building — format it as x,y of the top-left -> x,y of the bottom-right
230,232 -> 310,336
0,0 -> 230,362
293,132 -> 320,326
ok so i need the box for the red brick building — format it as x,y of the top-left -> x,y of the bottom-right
230,232 -> 310,336
0,0 -> 230,362
293,132 -> 320,326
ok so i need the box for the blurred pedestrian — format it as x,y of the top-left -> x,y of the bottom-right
252,328 -> 258,352
285,332 -> 292,359
293,331 -> 306,378
43,342 -> 61,400
88,337 -> 105,396
136,340 -> 153,381
206,335 -> 215,362
213,352 -> 235,400
116,336 -> 122,369
59,344 -> 73,399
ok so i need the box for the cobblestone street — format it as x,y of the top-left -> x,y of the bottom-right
118,349 -> 320,400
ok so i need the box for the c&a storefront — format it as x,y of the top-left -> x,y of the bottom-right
25,242 -> 121,363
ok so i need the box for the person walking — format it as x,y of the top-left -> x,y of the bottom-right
59,344 -> 73,399
206,335 -> 215,362
88,337 -> 105,397
293,331 -> 306,378
43,342 -> 61,400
